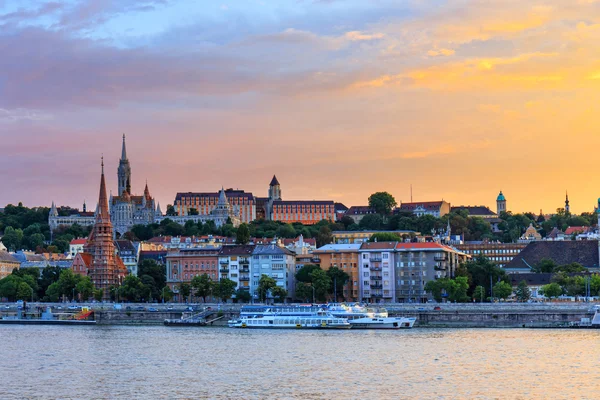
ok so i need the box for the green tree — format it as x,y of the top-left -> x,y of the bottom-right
368,232 -> 402,242
493,281 -> 513,300
316,226 -> 333,247
554,263 -> 586,273
295,282 -> 314,302
540,282 -> 562,299
295,264 -> 321,283
257,274 -> 277,302
214,278 -> 237,303
276,224 -> 297,239
161,286 -> 174,302
271,286 -> 288,303
138,259 -> 166,300
310,269 -> 331,302
473,285 -> 486,302
191,274 -> 214,303
424,279 -> 445,302
1,226 -> 24,251
166,204 -> 177,216
118,275 -> 148,302
179,283 -> 191,303
235,223 -> 250,245
368,192 -> 397,216
326,267 -> 350,301
188,208 -> 199,216
234,288 -> 252,303
359,214 -> 384,230
533,258 -> 557,273
514,280 -> 531,302
75,276 -> 94,301
93,289 -> 103,302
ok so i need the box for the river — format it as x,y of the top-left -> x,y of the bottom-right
1,326 -> 598,399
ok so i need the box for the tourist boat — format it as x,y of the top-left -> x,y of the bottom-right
327,303 -> 416,329
228,310 -> 350,329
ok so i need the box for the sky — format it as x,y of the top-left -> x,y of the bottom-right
1,0 -> 600,214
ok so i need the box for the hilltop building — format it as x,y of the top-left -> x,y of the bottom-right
398,201 -> 451,218
497,191 -> 507,214
48,201 -> 96,232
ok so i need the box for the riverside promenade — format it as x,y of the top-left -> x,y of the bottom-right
1,302 -> 596,328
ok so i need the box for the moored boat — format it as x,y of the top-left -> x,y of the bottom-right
228,310 -> 350,329
349,316 -> 416,329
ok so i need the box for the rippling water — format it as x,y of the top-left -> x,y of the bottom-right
2,326 -> 599,399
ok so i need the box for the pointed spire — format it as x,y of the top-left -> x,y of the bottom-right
50,201 -> 58,216
121,134 -> 127,161
270,175 -> 280,186
218,186 -> 227,205
156,202 -> 163,216
97,157 -> 110,222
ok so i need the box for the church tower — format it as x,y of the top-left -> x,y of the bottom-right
85,157 -> 127,300
268,175 -> 281,201
565,191 -> 570,214
496,191 -> 506,215
117,134 -> 131,196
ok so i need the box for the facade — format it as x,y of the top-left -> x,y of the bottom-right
69,238 -> 87,259
313,244 -> 361,302
519,223 -> 542,242
332,230 -> 417,244
218,245 -> 254,294
165,247 -> 220,302
358,242 -> 397,303
455,242 -> 527,268
497,191 -> 507,214
165,188 -> 241,228
394,242 -> 468,303
344,206 -> 377,224
451,206 -> 498,219
71,159 -> 128,300
398,201 -> 451,217
0,251 -> 19,279
251,244 -> 296,302
115,240 -> 138,276
48,202 -> 96,232
505,240 -> 600,273
174,189 -> 256,223
508,273 -> 553,299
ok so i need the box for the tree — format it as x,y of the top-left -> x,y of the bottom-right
296,264 -> 321,283
533,258 -> 557,273
214,278 -> 237,303
295,282 -> 314,302
271,286 -> 288,303
514,280 -> 531,302
276,224 -> 297,239
554,263 -> 586,273
75,276 -> 94,301
93,289 -> 103,302
161,286 -> 174,302
368,192 -> 397,216
540,282 -> 562,299
340,215 -> 355,229
188,208 -> 199,216
138,259 -> 166,300
258,274 -> 277,302
326,267 -> 350,301
473,285 -> 486,302
493,281 -> 513,300
191,274 -> 214,303
236,223 -> 250,245
1,226 -> 24,251
310,269 -> 331,302
359,214 -> 384,230
234,288 -> 252,303
118,275 -> 148,302
179,283 -> 191,303
166,204 -> 177,216
316,226 -> 333,247
368,232 -> 402,242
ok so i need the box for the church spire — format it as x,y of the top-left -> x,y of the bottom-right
565,190 -> 570,213
121,134 -> 128,161
97,157 -> 110,222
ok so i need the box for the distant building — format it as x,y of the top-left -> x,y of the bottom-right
344,206 -> 377,224
165,247 -> 221,301
519,223 -> 542,242
359,242 -> 397,303
497,191 -> 507,214
165,188 -> 241,228
505,240 -> 600,273
174,189 -> 256,224
251,244 -> 296,302
507,273 -> 553,298
451,206 -> 497,219
398,201 -> 451,218
115,240 -> 139,276
218,245 -> 255,296
313,244 -> 362,302
0,251 -> 19,279
48,201 -> 96,232
332,230 -> 418,244
69,238 -> 87,259
455,242 -> 527,268
334,203 -> 349,221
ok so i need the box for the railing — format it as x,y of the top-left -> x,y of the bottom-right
240,267 -> 250,272
434,256 -> 447,261
239,277 -> 250,281
219,260 -> 229,264
371,276 -> 382,281
370,266 -> 382,271
219,268 -> 229,273
311,258 -> 321,263
239,258 -> 250,264
434,266 -> 445,271
370,257 -> 383,262
371,284 -> 383,289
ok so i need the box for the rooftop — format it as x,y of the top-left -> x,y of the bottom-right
314,244 -> 362,252
505,240 -> 600,270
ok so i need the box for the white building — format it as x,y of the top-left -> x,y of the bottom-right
251,244 -> 296,302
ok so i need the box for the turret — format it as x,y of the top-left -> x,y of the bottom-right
496,191 -> 506,215
117,134 -> 131,196
269,175 -> 281,200
565,191 -> 570,214
50,201 -> 58,217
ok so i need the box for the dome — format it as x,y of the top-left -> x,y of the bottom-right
497,191 -> 506,201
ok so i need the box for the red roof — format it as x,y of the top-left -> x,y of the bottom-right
564,226 -> 588,235
70,239 -> 88,245
396,242 -> 453,251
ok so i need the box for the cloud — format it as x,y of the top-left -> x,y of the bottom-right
428,48 -> 455,57
344,30 -> 384,41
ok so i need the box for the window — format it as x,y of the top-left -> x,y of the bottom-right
363,281 -> 369,286
363,272 -> 369,277
383,253 -> 388,259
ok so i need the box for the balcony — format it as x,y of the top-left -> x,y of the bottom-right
370,276 -> 382,281
219,268 -> 229,273
239,277 -> 250,281
434,266 -> 445,271
370,257 -> 382,262
372,293 -> 383,298
370,266 -> 382,271
311,258 -> 321,263
434,255 -> 447,261
239,258 -> 250,264
371,283 -> 383,289
219,259 -> 229,265
240,267 -> 250,273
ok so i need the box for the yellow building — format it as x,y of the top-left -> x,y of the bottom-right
0,251 -> 20,279
313,244 -> 362,302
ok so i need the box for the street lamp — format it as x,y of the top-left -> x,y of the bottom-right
311,285 -> 316,304
162,287 -> 165,304
72,288 -> 75,303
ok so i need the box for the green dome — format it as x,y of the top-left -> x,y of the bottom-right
497,191 -> 506,201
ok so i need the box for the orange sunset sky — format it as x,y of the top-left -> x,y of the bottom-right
1,0 -> 600,214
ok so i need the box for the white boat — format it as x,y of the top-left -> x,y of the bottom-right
349,316 -> 416,329
228,310 -> 350,329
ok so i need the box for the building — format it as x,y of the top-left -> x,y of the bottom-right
358,242 -> 397,303
507,273 -> 553,299
394,242 -> 468,303
313,244 -> 361,302
174,189 -> 256,223
111,135 -> 162,235
519,223 -> 542,242
332,230 -> 418,244
344,206 -> 377,224
455,242 -> 527,268
398,201 -> 451,218
334,203 -> 349,221
165,247 -> 220,302
251,244 -> 296,302
115,240 -> 139,276
0,251 -> 19,279
282,235 -> 316,255
451,206 -> 498,219
218,245 -> 254,295
48,201 -> 96,232
71,159 -> 128,300
166,188 -> 241,228
69,238 -> 87,259
505,240 -> 600,273
497,191 -> 507,214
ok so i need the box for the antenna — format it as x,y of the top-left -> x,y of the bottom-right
410,184 -> 413,203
